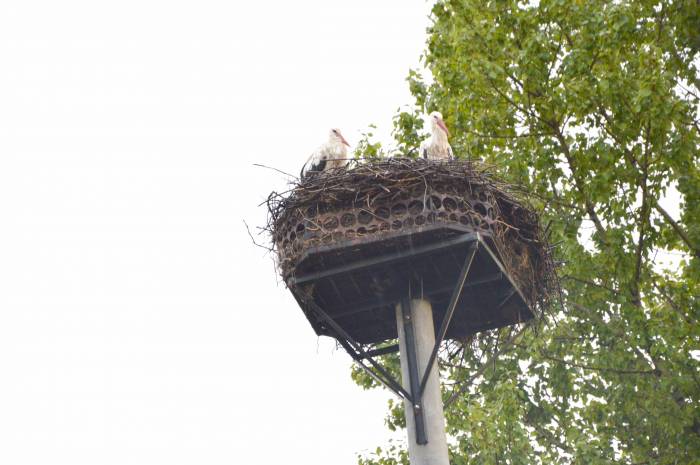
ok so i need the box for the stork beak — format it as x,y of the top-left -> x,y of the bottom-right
340,134 -> 350,147
437,118 -> 450,137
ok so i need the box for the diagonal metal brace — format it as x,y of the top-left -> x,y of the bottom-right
334,336 -> 409,401
418,241 -> 479,399
301,296 -> 414,402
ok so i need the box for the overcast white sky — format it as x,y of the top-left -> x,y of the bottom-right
0,2 -> 433,464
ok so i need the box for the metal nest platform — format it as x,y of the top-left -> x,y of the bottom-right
289,226 -> 531,344
265,158 -> 557,347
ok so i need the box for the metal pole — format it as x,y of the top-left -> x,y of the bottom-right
396,298 -> 450,465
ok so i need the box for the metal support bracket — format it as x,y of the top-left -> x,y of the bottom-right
400,241 -> 478,445
291,235 -> 486,446
295,293 -> 413,402
417,241 -> 479,400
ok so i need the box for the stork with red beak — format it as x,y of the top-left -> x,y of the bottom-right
301,128 -> 351,178
420,111 -> 453,160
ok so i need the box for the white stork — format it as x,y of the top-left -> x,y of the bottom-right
300,128 -> 351,178
420,111 -> 453,160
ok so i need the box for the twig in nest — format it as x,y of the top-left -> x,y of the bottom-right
253,163 -> 298,179
243,220 -> 272,251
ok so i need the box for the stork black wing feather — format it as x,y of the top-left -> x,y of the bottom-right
311,158 -> 327,173
302,157 -> 327,178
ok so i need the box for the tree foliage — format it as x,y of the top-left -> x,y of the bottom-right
356,1 -> 700,463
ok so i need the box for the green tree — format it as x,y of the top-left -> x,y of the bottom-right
357,1 -> 700,463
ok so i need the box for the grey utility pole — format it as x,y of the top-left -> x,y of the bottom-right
396,298 -> 450,465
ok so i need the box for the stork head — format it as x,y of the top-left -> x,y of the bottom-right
329,128 -> 350,147
430,111 -> 449,137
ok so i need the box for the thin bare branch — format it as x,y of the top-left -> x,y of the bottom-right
653,200 -> 700,258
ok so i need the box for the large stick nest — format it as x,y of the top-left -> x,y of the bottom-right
264,158 -> 559,317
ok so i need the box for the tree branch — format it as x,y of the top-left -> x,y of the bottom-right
631,123 -> 652,307
652,281 -> 696,325
596,105 -> 699,257
652,200 -> 700,257
552,128 -> 609,245
524,348 -> 659,376
561,275 -> 621,296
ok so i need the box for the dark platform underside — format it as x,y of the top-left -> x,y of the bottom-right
289,225 -> 534,345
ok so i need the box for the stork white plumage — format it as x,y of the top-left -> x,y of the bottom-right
300,128 -> 351,178
420,111 -> 453,160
